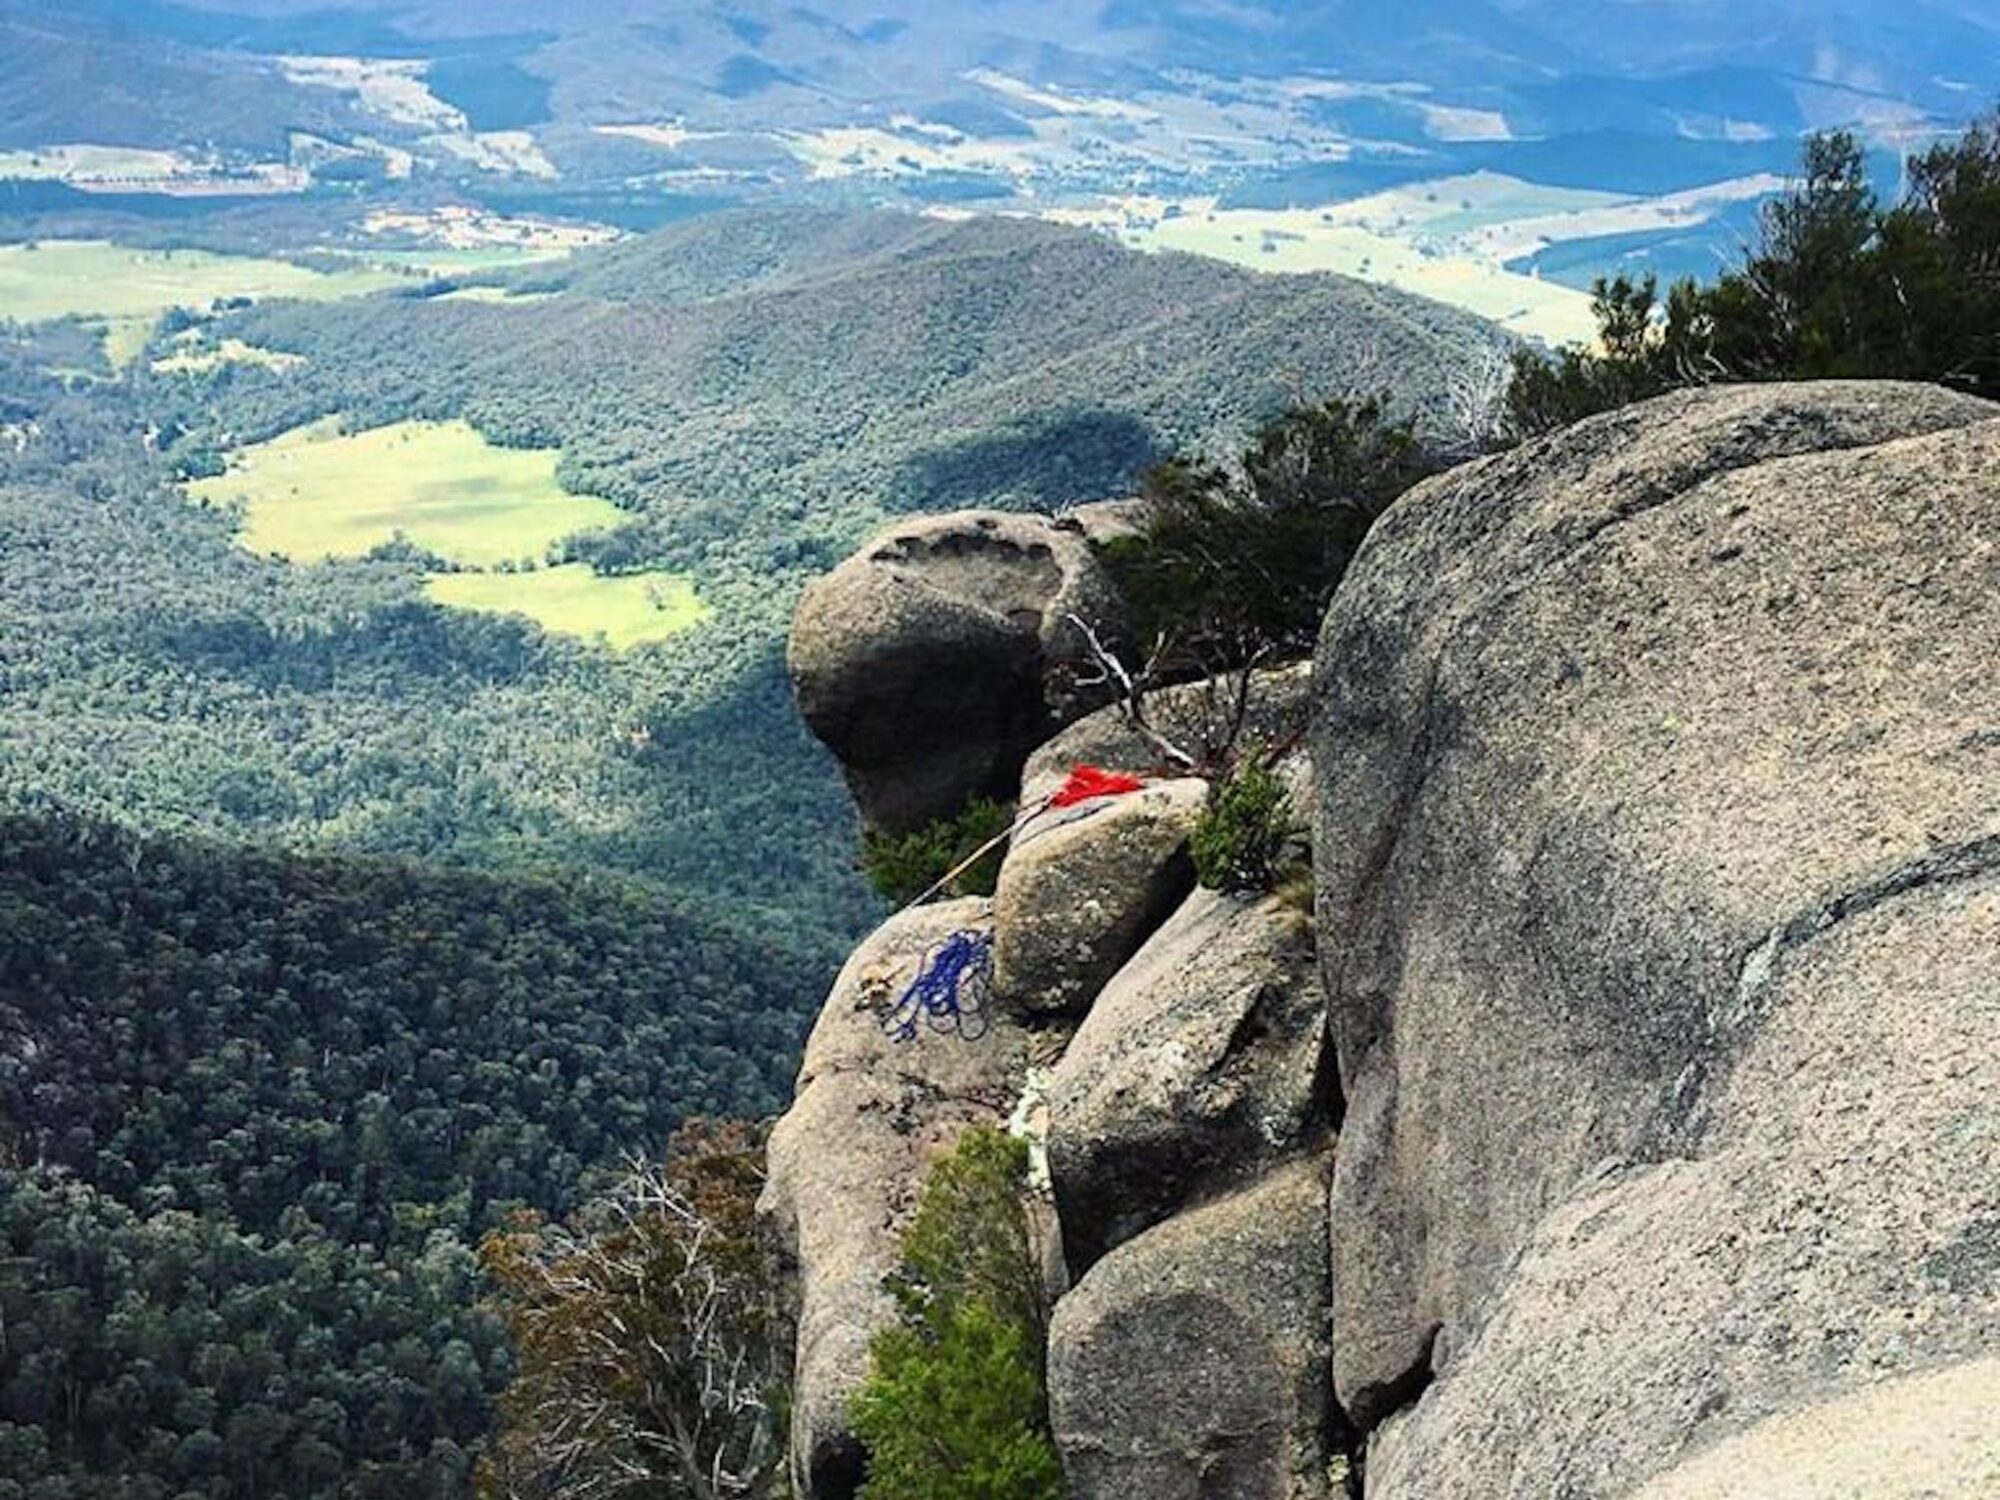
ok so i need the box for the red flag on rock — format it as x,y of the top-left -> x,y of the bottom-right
1048,764 -> 1147,808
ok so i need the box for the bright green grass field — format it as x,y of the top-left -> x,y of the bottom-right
0,240 -> 411,321
0,240 -> 415,365
189,417 -> 706,649
427,565 -> 709,649
189,418 -> 624,566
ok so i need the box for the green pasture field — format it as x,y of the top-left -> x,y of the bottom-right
426,564 -> 710,649
187,417 -> 624,566
188,416 -> 707,649
0,240 -> 411,320
0,240 -> 414,364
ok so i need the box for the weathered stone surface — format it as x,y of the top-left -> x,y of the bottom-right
1311,381 -> 2000,1494
1057,497 -> 1152,547
1048,1157 -> 1336,1500
759,898 -> 1032,1500
1020,663 -> 1315,815
789,510 -> 1125,834
992,778 -> 1206,1019
1046,886 -> 1331,1271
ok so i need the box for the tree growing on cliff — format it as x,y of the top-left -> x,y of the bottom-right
476,1121 -> 789,1500
1505,112 -> 2000,435
1101,396 -> 1436,676
849,1128 -> 1061,1500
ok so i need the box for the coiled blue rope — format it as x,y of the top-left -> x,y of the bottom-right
881,928 -> 994,1043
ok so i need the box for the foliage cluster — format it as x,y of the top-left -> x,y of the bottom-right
477,1122 -> 788,1500
0,1170 -> 496,1500
850,1129 -> 1060,1500
1100,396 -> 1439,672
1190,760 -> 1297,894
860,799 -> 1014,907
1506,114 -> 2000,434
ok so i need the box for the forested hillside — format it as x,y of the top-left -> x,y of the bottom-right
0,812 -> 821,1498
0,208 -> 1505,1496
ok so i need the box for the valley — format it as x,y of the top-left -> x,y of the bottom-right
7,2 -> 1995,348
0,219 -> 1504,1500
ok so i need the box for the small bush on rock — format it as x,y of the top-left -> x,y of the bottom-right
1191,761 -> 1295,893
861,799 -> 1014,906
1099,396 -> 1437,671
850,1128 -> 1061,1500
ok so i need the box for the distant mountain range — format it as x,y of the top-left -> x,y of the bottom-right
3,0 -> 1996,338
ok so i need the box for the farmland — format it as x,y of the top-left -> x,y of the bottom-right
0,240 -> 415,364
187,418 -> 617,565
427,563 -> 709,649
186,417 -> 707,648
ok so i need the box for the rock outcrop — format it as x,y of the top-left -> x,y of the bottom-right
788,510 -> 1125,834
770,382 -> 1999,1500
759,897 -> 1033,1497
1046,886 -> 1331,1270
1313,381 -> 2000,1494
1047,1157 -> 1337,1500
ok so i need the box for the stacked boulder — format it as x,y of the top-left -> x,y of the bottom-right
788,509 -> 1127,835
771,506 -> 1336,1499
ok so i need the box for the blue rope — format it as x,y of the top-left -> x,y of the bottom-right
881,929 -> 994,1043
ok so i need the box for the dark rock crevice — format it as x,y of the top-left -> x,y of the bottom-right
1728,832 -> 2000,1025
1342,1323 -> 1439,1435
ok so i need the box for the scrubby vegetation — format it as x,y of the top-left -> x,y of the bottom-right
1506,112 -> 2000,433
850,1129 -> 1060,1500
477,1123 -> 789,1500
1190,760 -> 1297,895
861,799 -> 1015,907
0,812 -> 821,1500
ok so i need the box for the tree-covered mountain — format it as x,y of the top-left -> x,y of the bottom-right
97,210 -> 1504,909
6,0 -> 1993,241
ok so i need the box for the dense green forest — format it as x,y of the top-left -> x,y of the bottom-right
0,811 -> 822,1499
0,315 -> 847,1497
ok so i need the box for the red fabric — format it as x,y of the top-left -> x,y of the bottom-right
1048,764 -> 1147,808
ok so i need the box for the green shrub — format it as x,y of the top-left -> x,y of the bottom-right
861,799 -> 1014,906
849,1128 -> 1061,1500
1100,396 -> 1437,671
1190,760 -> 1294,893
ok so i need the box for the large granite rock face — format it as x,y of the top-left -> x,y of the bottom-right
1046,886 -> 1331,1272
759,898 -> 1033,1500
1311,381 -> 2000,1495
1047,1158 -> 1336,1500
991,778 -> 1207,1019
789,510 -> 1125,834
